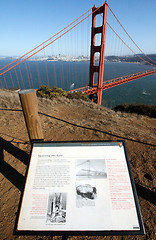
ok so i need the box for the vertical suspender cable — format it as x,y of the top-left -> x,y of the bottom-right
35,57 -> 42,88
14,69 -> 20,89
27,62 -> 34,88
19,66 -> 25,89
9,72 -> 15,88
24,62 -> 31,88
3,75 -> 8,88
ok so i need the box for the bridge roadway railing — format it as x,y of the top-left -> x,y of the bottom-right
73,68 -> 156,96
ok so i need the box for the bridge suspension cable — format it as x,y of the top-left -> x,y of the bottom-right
107,4 -> 156,65
106,22 -> 155,66
0,3 -> 105,77
0,7 -> 92,73
0,1 -> 155,94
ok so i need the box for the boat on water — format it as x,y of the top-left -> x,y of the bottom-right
142,89 -> 151,95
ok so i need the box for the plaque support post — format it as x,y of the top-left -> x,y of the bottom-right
19,89 -> 44,142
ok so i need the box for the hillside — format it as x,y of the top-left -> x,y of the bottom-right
105,53 -> 156,64
0,89 -> 156,240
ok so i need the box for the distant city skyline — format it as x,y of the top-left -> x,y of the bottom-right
0,0 -> 156,57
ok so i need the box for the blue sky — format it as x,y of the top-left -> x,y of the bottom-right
0,0 -> 156,57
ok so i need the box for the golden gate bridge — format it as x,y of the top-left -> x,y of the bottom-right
0,1 -> 156,105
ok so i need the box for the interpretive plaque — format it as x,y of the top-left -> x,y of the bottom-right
17,141 -> 145,235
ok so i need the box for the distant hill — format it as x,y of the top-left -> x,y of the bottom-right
105,53 -> 156,65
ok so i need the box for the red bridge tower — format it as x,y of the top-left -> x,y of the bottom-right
89,1 -> 108,105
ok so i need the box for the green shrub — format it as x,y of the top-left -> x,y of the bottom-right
37,85 -> 67,99
37,85 -> 89,101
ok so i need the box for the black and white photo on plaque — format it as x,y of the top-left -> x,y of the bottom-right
76,159 -> 107,179
76,182 -> 97,208
46,192 -> 67,223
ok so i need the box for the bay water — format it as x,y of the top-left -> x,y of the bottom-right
0,60 -> 155,108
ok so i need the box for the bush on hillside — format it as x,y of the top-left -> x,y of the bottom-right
37,85 -> 89,101
113,104 -> 156,118
37,86 -> 67,99
67,91 -> 89,101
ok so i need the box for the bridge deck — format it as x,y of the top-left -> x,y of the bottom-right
70,68 -> 156,96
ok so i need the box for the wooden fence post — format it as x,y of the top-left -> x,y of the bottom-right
19,89 -> 44,142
